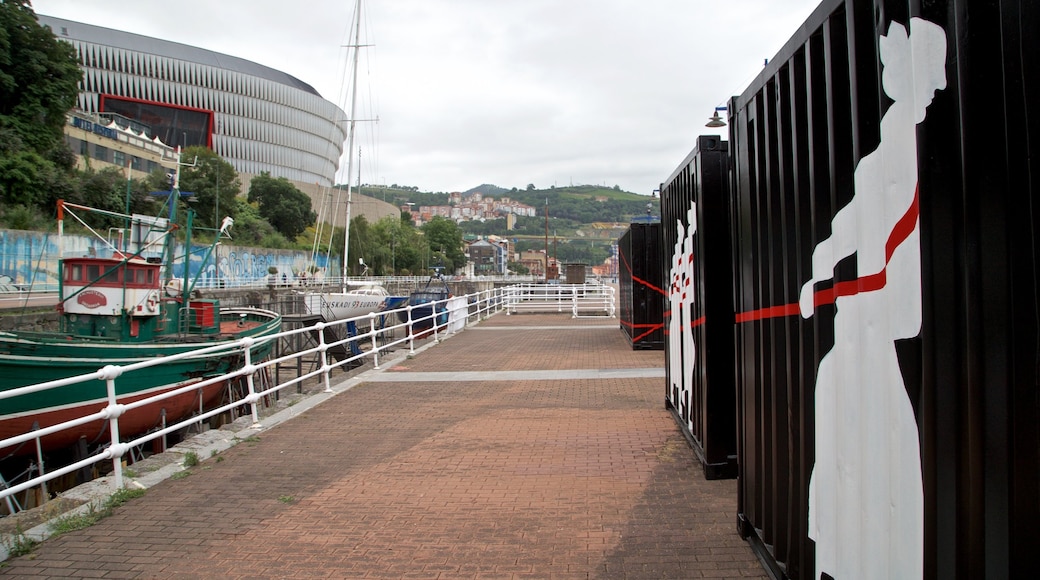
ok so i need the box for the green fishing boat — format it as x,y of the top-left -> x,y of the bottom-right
0,162 -> 281,457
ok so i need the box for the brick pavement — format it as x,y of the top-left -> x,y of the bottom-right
0,312 -> 766,579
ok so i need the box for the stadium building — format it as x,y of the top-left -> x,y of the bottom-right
37,14 -> 355,208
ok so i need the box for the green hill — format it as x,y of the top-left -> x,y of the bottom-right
356,183 -> 653,225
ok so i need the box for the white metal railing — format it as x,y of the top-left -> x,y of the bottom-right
503,283 -> 616,318
0,282 -> 612,515
0,274 -> 547,296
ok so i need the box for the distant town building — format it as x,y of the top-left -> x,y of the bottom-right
64,110 -> 176,179
415,191 -> 537,226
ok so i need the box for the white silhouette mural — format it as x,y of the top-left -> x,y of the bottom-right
798,18 -> 947,580
667,205 -> 698,427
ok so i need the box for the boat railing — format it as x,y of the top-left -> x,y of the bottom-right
0,282 -> 615,523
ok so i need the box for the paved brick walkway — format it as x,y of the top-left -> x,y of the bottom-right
1,312 -> 766,579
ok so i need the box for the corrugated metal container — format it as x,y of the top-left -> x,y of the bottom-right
660,136 -> 737,479
617,223 -> 664,350
564,263 -> 586,284
727,0 -> 1039,578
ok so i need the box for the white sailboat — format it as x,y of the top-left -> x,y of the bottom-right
303,0 -> 395,322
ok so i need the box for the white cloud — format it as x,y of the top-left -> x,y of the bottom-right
32,0 -> 821,194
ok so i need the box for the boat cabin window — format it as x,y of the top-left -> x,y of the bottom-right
65,260 -> 159,287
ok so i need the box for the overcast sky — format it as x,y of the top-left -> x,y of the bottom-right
33,0 -> 821,195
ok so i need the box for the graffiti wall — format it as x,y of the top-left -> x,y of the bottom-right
0,229 -> 331,289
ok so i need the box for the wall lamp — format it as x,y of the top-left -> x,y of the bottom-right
706,106 -> 727,128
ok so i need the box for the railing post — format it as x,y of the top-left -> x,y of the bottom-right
407,305 -> 416,353
316,322 -> 333,393
432,299 -> 441,343
244,342 -> 262,426
99,365 -> 126,490
32,422 -> 47,502
369,312 -> 380,370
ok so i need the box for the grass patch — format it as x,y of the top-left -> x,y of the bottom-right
1,526 -> 38,558
233,435 -> 261,444
108,487 -> 146,508
170,471 -> 191,480
48,487 -> 147,537
182,451 -> 199,468
215,456 -> 225,463
277,495 -> 295,504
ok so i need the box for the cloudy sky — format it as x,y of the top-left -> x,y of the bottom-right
33,0 -> 821,195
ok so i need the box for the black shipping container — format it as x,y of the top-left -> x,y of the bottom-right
727,0 -> 1039,578
617,222 -> 664,350
660,136 -> 737,479
564,263 -> 586,284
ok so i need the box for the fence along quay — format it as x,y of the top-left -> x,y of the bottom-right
0,282 -> 615,521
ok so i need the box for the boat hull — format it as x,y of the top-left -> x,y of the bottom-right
0,307 -> 281,455
396,288 -> 450,334
303,288 -> 393,321
0,378 -> 223,455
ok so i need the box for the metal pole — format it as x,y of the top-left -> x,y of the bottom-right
341,0 -> 363,291
544,198 -> 548,281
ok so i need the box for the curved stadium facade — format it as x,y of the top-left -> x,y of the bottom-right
38,14 -> 349,191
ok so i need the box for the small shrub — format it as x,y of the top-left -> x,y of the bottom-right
183,451 -> 199,467
48,487 -> 146,537
1,527 -> 38,558
108,488 -> 146,508
50,502 -> 104,535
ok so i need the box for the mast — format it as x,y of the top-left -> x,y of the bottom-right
341,0 -> 363,291
164,146 -> 183,286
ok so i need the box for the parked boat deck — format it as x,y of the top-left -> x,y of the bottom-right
0,312 -> 766,579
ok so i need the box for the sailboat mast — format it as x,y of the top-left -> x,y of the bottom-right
341,0 -> 363,291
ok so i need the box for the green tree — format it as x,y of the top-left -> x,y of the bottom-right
77,166 -> 130,226
335,214 -> 368,276
368,214 -> 426,275
0,148 -> 47,206
508,261 -> 529,275
0,1 -> 81,158
177,146 -> 241,232
224,198 -> 285,246
247,171 -> 316,241
421,216 -> 465,273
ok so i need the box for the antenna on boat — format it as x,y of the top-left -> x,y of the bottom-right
157,146 -> 198,304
